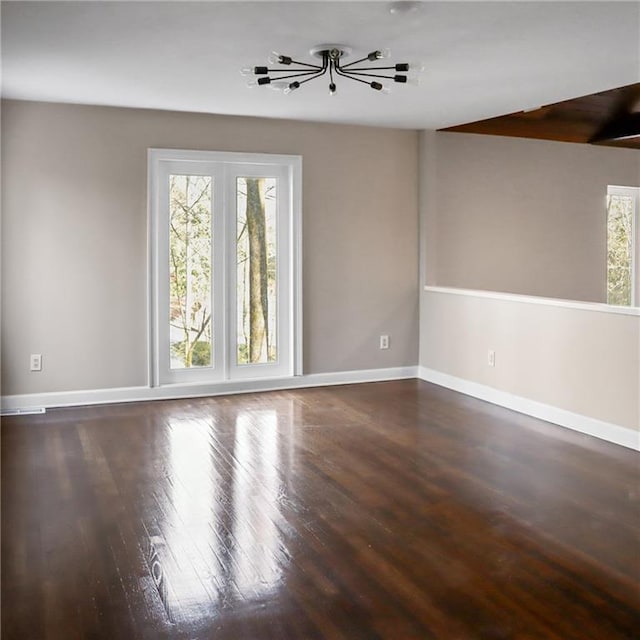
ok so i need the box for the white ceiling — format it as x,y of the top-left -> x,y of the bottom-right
2,1 -> 639,130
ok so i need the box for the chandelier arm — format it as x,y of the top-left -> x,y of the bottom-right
284,62 -> 329,90
297,65 -> 329,85
286,59 -> 324,70
333,67 -> 374,86
339,55 -> 373,69
341,66 -> 397,72
339,71 -> 395,80
266,70 -> 327,80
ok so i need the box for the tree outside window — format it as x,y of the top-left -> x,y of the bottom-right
607,186 -> 638,307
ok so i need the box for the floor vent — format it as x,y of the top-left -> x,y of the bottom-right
1,407 -> 46,416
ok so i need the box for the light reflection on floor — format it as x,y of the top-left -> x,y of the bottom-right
147,408 -> 288,624
232,411 -> 283,597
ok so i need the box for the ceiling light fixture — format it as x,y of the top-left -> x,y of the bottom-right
241,44 -> 421,95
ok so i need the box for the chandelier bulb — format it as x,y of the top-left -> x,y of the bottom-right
283,81 -> 301,95
329,82 -> 337,95
369,81 -> 390,94
392,74 -> 418,86
268,80 -> 288,92
239,65 -> 268,76
268,51 -> 292,65
376,48 -> 391,60
245,72 -> 270,85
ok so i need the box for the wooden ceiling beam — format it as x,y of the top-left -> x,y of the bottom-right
589,112 -> 640,144
440,83 -> 640,150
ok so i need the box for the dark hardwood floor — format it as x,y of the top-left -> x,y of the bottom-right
2,380 -> 639,639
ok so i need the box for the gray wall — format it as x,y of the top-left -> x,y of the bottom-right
418,130 -> 640,432
1,100 -> 419,395
424,131 -> 640,302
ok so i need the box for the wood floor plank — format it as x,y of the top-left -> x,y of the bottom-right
2,380 -> 639,639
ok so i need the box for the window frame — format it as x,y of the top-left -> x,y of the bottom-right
148,149 -> 302,387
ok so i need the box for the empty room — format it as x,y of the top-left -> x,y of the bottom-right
1,1 -> 639,639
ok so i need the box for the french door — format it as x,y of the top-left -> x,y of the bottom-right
149,149 -> 301,386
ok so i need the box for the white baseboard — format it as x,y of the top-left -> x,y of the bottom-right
0,366 -> 419,413
418,366 -> 639,451
5,365 -> 636,453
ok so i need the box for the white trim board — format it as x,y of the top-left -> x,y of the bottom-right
0,366 -> 418,413
423,286 -> 640,317
418,366 -> 640,451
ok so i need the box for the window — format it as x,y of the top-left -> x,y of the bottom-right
606,185 -> 639,306
149,150 -> 302,386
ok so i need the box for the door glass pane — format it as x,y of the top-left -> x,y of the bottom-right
606,193 -> 633,306
169,175 -> 213,368
236,177 -> 277,365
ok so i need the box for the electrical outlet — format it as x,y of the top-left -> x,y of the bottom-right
30,354 -> 42,372
488,350 -> 495,367
380,335 -> 390,350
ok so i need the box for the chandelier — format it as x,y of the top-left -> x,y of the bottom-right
241,44 -> 420,95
